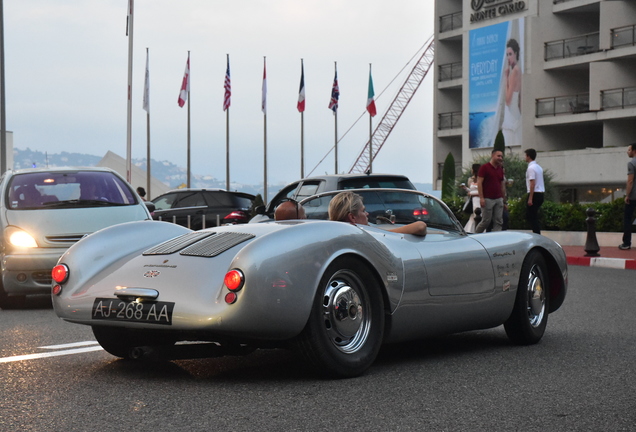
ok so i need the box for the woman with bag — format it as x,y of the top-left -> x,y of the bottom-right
462,164 -> 481,232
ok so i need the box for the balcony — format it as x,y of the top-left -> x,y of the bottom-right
544,32 -> 600,60
612,25 -> 636,49
601,87 -> 636,110
440,12 -> 462,33
536,93 -> 590,117
438,112 -> 462,130
438,62 -> 462,82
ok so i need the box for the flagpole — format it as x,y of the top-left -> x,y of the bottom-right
299,59 -> 304,178
144,48 -> 151,199
125,0 -> 134,183
333,62 -> 338,175
368,64 -> 373,174
224,54 -> 231,191
262,57 -> 267,203
187,52 -> 191,188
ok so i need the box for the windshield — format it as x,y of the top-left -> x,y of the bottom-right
7,171 -> 137,210
301,189 -> 461,232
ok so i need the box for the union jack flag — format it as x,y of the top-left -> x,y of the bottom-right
223,55 -> 231,111
328,70 -> 339,113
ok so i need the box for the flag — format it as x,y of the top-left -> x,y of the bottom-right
297,60 -> 305,113
262,58 -> 267,114
328,69 -> 339,113
223,55 -> 231,111
178,54 -> 190,108
142,49 -> 150,113
366,67 -> 377,117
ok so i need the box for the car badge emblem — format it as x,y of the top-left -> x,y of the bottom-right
144,270 -> 161,278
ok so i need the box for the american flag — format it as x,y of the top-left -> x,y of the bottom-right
223,55 -> 231,111
328,70 -> 339,113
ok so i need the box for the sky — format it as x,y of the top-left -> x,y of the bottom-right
3,0 -> 435,189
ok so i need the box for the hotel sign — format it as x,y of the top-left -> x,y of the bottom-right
470,0 -> 526,23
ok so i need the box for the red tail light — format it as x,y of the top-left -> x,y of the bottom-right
224,269 -> 244,292
224,210 -> 247,221
52,264 -> 69,284
413,208 -> 428,216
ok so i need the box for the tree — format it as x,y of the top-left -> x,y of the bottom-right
494,130 -> 505,154
441,152 -> 456,200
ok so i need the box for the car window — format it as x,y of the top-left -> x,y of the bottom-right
301,190 -> 460,231
340,177 -> 415,190
233,195 -> 254,208
174,192 -> 206,208
295,181 -> 321,200
204,192 -> 232,207
7,171 -> 137,210
266,182 -> 301,213
152,193 -> 180,210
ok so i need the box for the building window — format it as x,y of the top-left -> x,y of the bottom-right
440,12 -> 462,33
438,112 -> 462,130
438,62 -> 462,82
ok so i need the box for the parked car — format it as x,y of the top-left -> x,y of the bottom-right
251,173 -> 415,222
52,188 -> 567,378
151,189 -> 255,230
0,167 -> 152,309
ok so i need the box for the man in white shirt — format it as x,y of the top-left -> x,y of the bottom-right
619,143 -> 636,250
525,148 -> 545,234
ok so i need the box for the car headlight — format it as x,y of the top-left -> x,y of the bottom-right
6,227 -> 39,248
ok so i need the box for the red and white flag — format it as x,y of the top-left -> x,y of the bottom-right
297,60 -> 305,113
223,55 -> 231,111
366,66 -> 377,117
262,58 -> 267,114
178,53 -> 190,108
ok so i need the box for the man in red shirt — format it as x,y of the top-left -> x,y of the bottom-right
475,149 -> 506,233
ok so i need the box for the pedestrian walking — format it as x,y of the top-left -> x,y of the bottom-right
619,143 -> 636,250
475,150 -> 506,233
525,148 -> 545,234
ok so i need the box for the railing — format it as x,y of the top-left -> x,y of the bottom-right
439,62 -> 462,82
601,86 -> 636,110
440,12 -> 462,33
438,112 -> 462,129
611,24 -> 636,49
544,32 -> 600,60
536,93 -> 590,117
553,0 -> 576,3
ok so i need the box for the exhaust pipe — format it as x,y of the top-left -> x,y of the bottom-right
129,342 -> 254,361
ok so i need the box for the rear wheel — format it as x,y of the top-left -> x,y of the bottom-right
296,257 -> 384,378
504,250 -> 549,345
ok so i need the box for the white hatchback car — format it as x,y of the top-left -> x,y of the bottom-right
0,167 -> 152,308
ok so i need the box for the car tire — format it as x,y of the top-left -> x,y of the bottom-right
504,250 -> 550,345
0,280 -> 26,310
295,257 -> 385,378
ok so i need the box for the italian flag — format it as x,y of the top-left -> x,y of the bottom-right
366,68 -> 377,117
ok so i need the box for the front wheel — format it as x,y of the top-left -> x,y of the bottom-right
504,250 -> 550,345
295,257 -> 385,378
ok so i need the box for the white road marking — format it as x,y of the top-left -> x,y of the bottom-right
38,341 -> 100,350
0,343 -> 103,363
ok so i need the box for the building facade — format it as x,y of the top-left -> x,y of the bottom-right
434,0 -> 636,202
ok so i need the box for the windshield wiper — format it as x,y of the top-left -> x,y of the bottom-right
42,199 -> 125,208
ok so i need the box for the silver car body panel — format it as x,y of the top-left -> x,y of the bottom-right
53,211 -> 567,344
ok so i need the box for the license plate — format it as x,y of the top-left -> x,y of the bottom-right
91,298 -> 175,325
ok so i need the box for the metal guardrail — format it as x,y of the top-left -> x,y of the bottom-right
612,24 -> 636,49
440,12 -> 462,33
439,62 -> 462,82
438,112 -> 462,130
544,32 -> 600,60
601,86 -> 636,110
536,93 -> 590,117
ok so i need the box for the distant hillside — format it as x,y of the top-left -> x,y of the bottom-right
12,148 -> 435,197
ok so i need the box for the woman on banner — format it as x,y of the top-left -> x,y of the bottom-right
501,38 -> 522,147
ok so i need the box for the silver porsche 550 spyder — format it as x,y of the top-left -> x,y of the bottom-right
52,188 -> 567,377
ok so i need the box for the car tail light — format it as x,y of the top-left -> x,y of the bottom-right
224,269 -> 244,292
225,292 -> 238,304
413,208 -> 428,217
52,264 -> 69,284
224,210 -> 247,221
52,284 -> 62,296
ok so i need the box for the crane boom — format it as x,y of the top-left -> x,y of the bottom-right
349,37 -> 435,174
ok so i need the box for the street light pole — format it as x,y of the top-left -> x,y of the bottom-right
0,0 -> 7,174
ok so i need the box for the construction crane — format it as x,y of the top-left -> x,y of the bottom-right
349,36 -> 435,174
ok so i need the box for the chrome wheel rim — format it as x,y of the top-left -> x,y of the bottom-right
526,264 -> 546,327
322,271 -> 371,354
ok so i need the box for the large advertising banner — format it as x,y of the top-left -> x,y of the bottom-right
469,18 -> 524,149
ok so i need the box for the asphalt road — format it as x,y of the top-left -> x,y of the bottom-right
1,266 -> 635,431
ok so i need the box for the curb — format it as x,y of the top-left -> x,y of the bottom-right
567,256 -> 636,271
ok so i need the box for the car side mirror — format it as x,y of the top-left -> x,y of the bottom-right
144,201 -> 156,213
